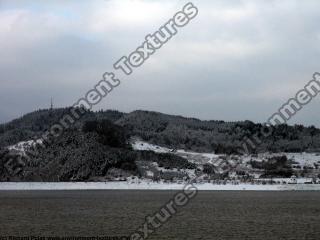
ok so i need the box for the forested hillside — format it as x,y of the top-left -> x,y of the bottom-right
1,108 -> 320,154
0,108 -> 319,181
117,110 -> 320,153
0,108 -> 124,148
0,119 -> 192,181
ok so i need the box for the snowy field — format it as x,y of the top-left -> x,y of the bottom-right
6,139 -> 320,190
1,182 -> 320,191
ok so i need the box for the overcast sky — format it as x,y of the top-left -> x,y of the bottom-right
0,0 -> 320,126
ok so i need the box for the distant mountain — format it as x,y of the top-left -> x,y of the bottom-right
1,108 -> 320,153
0,108 -> 320,182
117,110 -> 320,153
0,108 -> 124,148
0,118 -> 193,181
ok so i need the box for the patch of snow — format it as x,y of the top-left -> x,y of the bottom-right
131,140 -> 172,153
285,152 -> 319,167
258,177 -> 314,184
176,149 -> 219,164
146,171 -> 154,177
8,139 -> 43,155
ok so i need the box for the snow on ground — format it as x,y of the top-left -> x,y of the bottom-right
132,139 -> 320,179
1,181 -> 320,191
176,150 -> 219,161
242,152 -> 320,166
285,152 -> 320,167
3,139 -> 320,190
175,150 -> 221,166
145,171 -> 154,178
258,177 -> 314,184
8,139 -> 42,155
132,140 -> 172,153
132,139 -> 220,166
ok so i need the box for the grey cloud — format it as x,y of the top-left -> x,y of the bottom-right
0,0 -> 319,127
